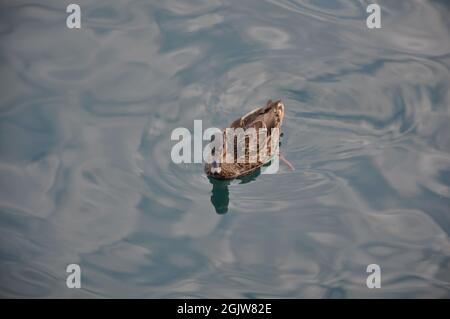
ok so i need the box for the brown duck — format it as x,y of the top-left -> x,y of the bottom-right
205,100 -> 291,179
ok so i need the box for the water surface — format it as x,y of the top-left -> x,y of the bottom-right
1,0 -> 450,298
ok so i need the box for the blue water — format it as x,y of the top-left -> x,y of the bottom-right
1,0 -> 450,298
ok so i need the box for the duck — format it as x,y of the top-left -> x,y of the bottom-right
204,99 -> 286,179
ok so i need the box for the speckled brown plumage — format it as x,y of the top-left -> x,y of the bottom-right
205,100 -> 285,179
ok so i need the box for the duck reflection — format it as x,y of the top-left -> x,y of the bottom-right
208,168 -> 261,214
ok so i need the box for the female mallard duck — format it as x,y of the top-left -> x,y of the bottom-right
205,99 -> 286,179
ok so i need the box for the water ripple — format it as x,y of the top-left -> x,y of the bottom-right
1,0 -> 450,298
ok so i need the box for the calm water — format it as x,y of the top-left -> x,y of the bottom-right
1,0 -> 450,298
